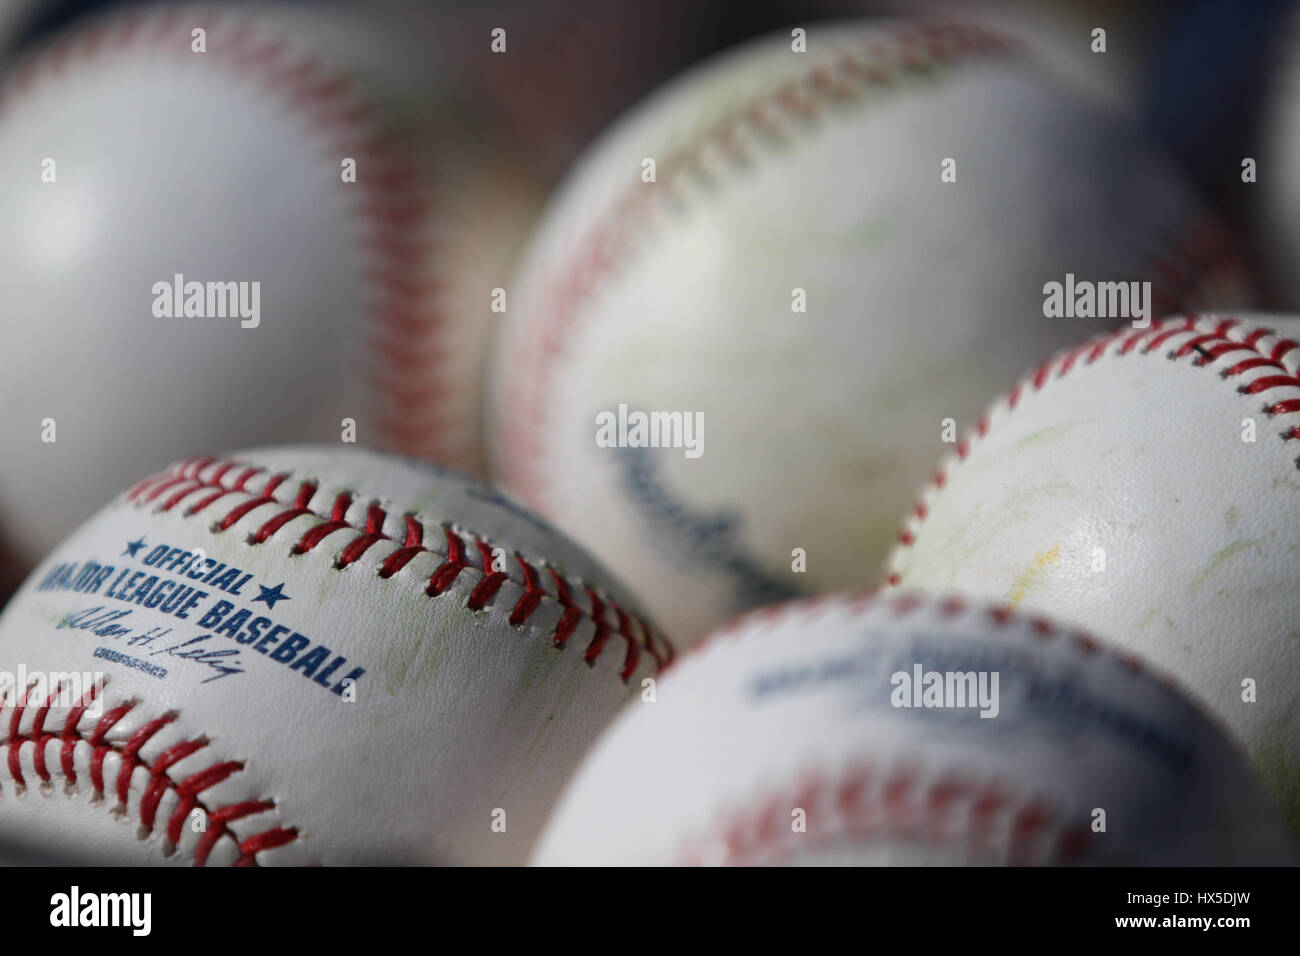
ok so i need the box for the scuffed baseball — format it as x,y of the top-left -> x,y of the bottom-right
886,313 -> 1300,834
488,17 -> 1253,648
0,445 -> 672,865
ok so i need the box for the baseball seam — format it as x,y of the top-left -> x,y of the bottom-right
497,17 -> 1247,505
692,589 -> 1156,682
663,590 -> 1172,866
675,759 -> 1092,866
0,5 -> 453,461
888,314 -> 1300,568
1,450 -> 673,868
126,456 -> 674,677
2,677 -> 295,866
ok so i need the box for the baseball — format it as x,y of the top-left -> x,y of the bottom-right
0,445 -> 671,865
531,591 -> 1292,866
0,1 -> 540,569
487,17 -> 1252,648
886,314 -> 1300,834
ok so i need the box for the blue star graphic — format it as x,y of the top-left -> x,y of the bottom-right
122,538 -> 146,557
254,583 -> 291,609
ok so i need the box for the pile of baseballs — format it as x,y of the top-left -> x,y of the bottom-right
0,4 -> 1295,867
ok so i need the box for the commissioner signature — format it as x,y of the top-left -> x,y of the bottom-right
56,606 -> 246,683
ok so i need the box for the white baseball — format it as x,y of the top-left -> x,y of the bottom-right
0,1 -> 539,568
487,17 -> 1252,648
532,591 -> 1292,866
0,445 -> 672,865
886,314 -> 1300,834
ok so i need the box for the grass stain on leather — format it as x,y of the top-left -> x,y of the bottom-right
1006,543 -> 1061,609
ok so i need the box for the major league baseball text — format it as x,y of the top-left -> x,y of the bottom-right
0,447 -> 671,865
0,0 -> 1292,877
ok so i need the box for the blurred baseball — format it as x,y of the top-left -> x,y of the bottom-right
886,314 -> 1300,833
0,0 -> 541,569
0,445 -> 671,865
488,17 -> 1252,647
532,591 -> 1292,865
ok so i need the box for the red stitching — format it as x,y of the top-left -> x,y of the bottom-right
675,762 -> 1092,866
683,591 -> 1163,695
8,450 -> 675,865
498,20 -> 1012,502
508,554 -> 547,626
548,569 -> 583,650
125,455 -> 673,678
663,590 -> 1228,865
467,539 -> 510,610
1,679 -> 293,866
892,315 -> 1300,555
427,526 -> 471,597
0,7 -> 454,462
495,18 -> 1250,509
